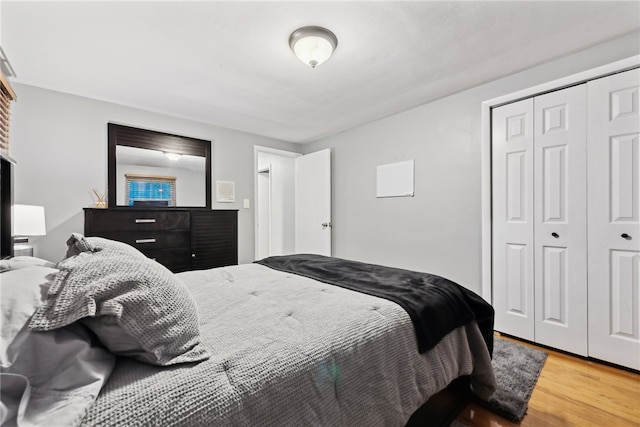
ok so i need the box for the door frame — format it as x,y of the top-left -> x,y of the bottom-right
256,164 -> 272,260
480,55 -> 639,303
254,145 -> 302,260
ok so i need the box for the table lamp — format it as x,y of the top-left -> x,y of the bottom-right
13,204 -> 46,257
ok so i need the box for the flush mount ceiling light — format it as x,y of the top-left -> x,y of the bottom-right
164,152 -> 182,161
289,26 -> 338,69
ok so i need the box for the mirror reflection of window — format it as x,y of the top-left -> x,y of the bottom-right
115,145 -> 206,207
125,174 -> 176,207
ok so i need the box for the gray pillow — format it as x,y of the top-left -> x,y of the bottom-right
29,235 -> 210,366
64,232 -> 145,259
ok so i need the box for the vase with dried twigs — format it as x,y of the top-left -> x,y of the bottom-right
92,189 -> 107,208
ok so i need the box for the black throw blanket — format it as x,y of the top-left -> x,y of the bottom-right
255,254 -> 494,356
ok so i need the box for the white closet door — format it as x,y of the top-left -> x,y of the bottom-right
492,99 -> 535,340
533,85 -> 588,356
587,68 -> 640,370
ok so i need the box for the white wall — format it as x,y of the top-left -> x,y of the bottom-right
10,84 -> 302,263
303,32 -> 640,294
10,31 -> 639,284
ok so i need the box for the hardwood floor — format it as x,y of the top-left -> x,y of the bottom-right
456,334 -> 640,427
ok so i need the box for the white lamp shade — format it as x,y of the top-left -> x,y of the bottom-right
292,36 -> 334,68
14,204 -> 46,236
289,26 -> 338,69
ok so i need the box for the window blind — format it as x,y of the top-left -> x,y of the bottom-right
0,71 -> 17,157
125,174 -> 177,207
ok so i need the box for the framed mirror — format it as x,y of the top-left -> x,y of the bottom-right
107,123 -> 212,209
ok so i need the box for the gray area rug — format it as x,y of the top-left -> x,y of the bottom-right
449,339 -> 547,426
482,337 -> 548,422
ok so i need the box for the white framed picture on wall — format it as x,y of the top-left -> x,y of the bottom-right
216,180 -> 235,202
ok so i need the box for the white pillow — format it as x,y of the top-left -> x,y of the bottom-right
0,266 -> 115,427
0,266 -> 59,362
0,256 -> 56,273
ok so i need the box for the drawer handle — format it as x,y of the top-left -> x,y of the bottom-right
135,238 -> 157,244
135,219 -> 156,224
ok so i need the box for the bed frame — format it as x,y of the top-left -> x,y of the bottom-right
407,376 -> 472,426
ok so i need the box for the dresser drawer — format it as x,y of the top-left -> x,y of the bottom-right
94,230 -> 190,251
84,208 -> 238,273
87,210 -> 190,232
145,248 -> 191,273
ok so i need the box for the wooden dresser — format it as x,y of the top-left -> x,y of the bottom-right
84,208 -> 238,272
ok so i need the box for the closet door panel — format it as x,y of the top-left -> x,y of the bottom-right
492,99 -> 535,340
533,85 -> 588,356
588,68 -> 640,370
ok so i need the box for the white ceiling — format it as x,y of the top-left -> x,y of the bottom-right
2,1 -> 639,143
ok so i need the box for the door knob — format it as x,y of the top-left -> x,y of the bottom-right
621,233 -> 631,239
321,222 -> 332,229
551,232 -> 559,238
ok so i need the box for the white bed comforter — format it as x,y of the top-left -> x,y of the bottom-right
81,263 -> 496,426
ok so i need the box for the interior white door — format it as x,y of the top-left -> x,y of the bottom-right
533,85 -> 588,356
295,149 -> 331,256
587,68 -> 640,370
492,98 -> 535,341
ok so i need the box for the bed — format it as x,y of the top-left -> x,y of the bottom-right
1,235 -> 496,426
